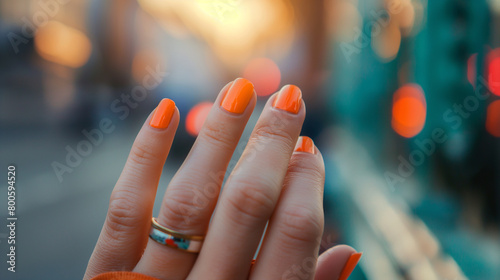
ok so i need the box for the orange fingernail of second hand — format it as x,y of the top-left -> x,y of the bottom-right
221,78 -> 255,114
339,252 -> 362,280
149,98 -> 175,129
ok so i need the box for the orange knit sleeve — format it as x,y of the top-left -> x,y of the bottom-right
90,271 -> 160,280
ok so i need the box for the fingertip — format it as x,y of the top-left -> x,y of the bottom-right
289,137 -> 325,181
339,252 -> 363,280
215,78 -> 257,117
273,84 -> 302,114
319,244 -> 358,261
171,105 -> 181,128
220,78 -> 255,114
315,245 -> 360,280
149,98 -> 176,129
267,88 -> 307,117
294,136 -> 315,154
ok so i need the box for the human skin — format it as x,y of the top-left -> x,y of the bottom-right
84,78 -> 361,280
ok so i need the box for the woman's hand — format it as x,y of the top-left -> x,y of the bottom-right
84,78 -> 361,280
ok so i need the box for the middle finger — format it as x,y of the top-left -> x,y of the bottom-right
135,78 -> 256,279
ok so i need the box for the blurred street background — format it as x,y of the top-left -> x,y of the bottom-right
1,0 -> 500,279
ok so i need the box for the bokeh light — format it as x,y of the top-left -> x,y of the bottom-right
397,0 -> 416,35
186,102 -> 213,136
392,84 -> 427,138
488,57 -> 500,96
132,50 -> 164,84
467,53 -> 477,86
327,0 -> 362,42
486,100 -> 500,137
138,0 -> 295,66
372,21 -> 401,62
242,57 -> 281,96
489,0 -> 500,14
35,21 -> 92,68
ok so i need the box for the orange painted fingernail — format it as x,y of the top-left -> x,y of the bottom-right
339,252 -> 362,280
220,78 -> 254,114
149,98 -> 175,129
273,84 -> 302,114
294,136 -> 315,154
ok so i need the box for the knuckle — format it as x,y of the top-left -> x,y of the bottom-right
250,122 -> 294,151
225,180 -> 277,226
199,121 -> 234,151
279,206 -> 324,247
161,189 -> 204,230
129,141 -> 161,167
106,191 -> 141,241
287,158 -> 325,184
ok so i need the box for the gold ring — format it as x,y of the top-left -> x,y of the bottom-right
149,218 -> 204,253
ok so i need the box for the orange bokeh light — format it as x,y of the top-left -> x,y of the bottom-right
242,57 -> 281,96
486,48 -> 500,65
488,57 -> 500,96
486,100 -> 500,137
35,21 -> 92,68
186,102 -> 213,136
392,84 -> 426,138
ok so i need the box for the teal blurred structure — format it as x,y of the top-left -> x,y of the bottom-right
325,0 -> 500,279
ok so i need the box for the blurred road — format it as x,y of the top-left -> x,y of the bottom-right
0,122 -> 178,280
